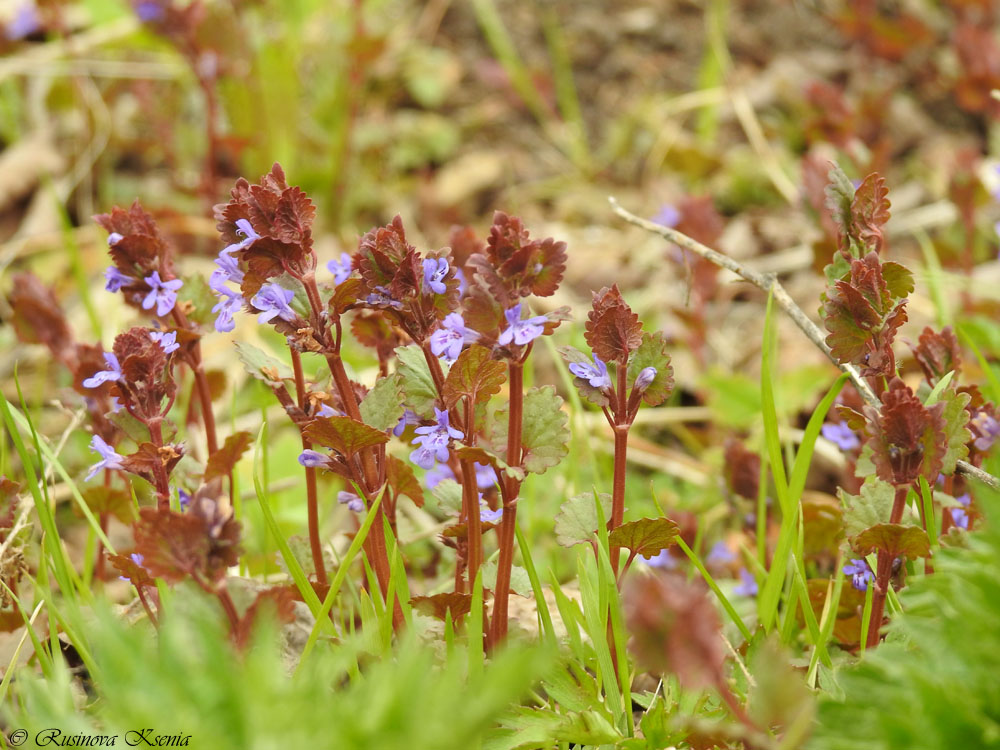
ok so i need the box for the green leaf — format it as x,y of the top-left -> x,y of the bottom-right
442,345 -> 506,409
492,385 -> 569,474
559,346 -> 610,407
359,374 -> 405,432
395,345 -> 439,418
824,162 -> 856,244
430,478 -> 463,514
554,492 -> 612,547
176,273 -> 218,327
626,331 -> 674,406
498,706 -> 622,746
608,518 -> 680,557
840,476 -> 895,537
852,523 -> 931,559
234,342 -> 293,385
881,261 -> 914,300
80,486 -> 135,524
480,559 -> 532,597
303,416 -> 388,456
937,388 -> 971,475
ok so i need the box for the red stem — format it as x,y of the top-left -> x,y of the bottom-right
170,308 -> 218,456
866,485 -> 909,649
491,361 -> 523,645
291,349 -> 328,587
609,362 -> 629,574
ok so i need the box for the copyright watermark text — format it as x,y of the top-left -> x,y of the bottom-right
7,729 -> 192,747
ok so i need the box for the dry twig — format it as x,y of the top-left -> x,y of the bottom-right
609,196 -> 1000,491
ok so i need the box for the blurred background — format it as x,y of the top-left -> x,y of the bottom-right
3,0 -> 1000,588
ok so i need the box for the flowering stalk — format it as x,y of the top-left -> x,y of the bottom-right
866,484 -> 909,649
491,359 -> 523,644
291,348 -> 328,587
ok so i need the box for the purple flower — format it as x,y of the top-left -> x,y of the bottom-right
134,1 -> 165,23
251,283 -> 296,324
821,422 -> 860,452
82,352 -> 122,389
142,271 -> 183,316
429,313 -> 480,362
327,252 -> 353,285
316,403 -> 340,418
733,568 -> 758,597
212,289 -> 243,333
641,549 -> 677,569
652,204 -> 680,228
475,462 -> 495,490
366,286 -> 403,310
85,435 -> 124,480
634,367 -> 657,393
423,257 -> 449,295
498,304 -> 547,347
119,552 -> 146,582
209,250 -> 244,293
107,232 -> 124,246
454,268 -> 468,296
6,4 -> 40,41
109,396 -> 123,414
298,450 -> 330,469
149,330 -> 179,354
104,267 -> 134,293
480,501 -> 503,524
222,218 -> 260,254
410,407 -> 463,469
338,490 -> 365,513
392,409 -> 421,437
955,493 -> 971,507
178,488 -> 191,511
706,541 -> 735,565
951,507 -> 969,530
425,463 -> 455,488
568,353 -> 611,390
971,411 -> 1000,452
843,559 -> 874,592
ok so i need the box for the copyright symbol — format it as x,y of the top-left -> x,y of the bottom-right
8,729 -> 27,746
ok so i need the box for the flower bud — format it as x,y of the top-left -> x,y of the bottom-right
635,366 -> 657,392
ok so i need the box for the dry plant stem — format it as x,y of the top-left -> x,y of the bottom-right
492,361 -> 524,645
609,197 -> 1000,491
291,349 -> 328,587
136,587 -> 159,627
866,485 -> 909,649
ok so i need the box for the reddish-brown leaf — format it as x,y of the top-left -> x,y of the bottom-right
585,285 -> 643,364
442,345 -> 506,409
864,378 -> 947,486
852,523 -> 931,559
303,415 -> 389,456
204,431 -> 253,482
723,440 -> 760,501
233,587 -> 297,648
609,518 -> 681,558
911,326 -> 961,386
386,455 -> 424,508
7,273 -> 73,358
624,573 -> 727,692
410,592 -> 472,622
850,174 -> 891,253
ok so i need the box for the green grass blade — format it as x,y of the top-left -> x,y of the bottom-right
676,537 -> 753,643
